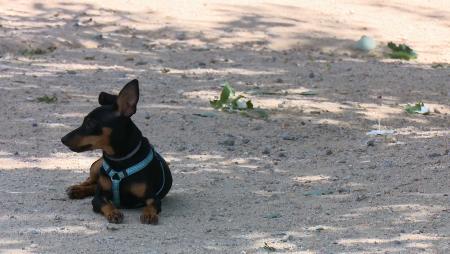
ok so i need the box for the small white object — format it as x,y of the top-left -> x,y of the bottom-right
236,98 -> 248,109
366,129 -> 395,136
356,36 -> 376,52
417,105 -> 429,114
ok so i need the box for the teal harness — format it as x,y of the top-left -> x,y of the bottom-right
102,150 -> 155,207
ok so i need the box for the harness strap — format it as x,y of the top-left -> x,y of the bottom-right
102,150 -> 154,207
154,152 -> 166,197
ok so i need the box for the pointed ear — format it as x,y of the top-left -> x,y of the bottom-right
98,92 -> 118,105
117,79 -> 139,117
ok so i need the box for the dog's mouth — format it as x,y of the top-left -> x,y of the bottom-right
68,144 -> 93,153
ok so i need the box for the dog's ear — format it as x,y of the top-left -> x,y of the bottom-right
116,79 -> 139,117
98,92 -> 118,105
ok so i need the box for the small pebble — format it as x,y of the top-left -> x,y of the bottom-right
383,160 -> 394,168
367,140 -> 376,146
94,34 -> 103,40
252,125 -> 263,131
281,133 -> 297,141
175,32 -> 186,40
428,152 -> 441,158
135,61 -> 148,66
106,224 -> 120,231
262,147 -> 271,155
219,138 -> 235,146
356,194 -> 368,202
30,229 -> 40,235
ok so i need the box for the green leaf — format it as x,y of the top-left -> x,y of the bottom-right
405,102 -> 423,114
37,95 -> 57,103
219,82 -> 234,104
389,52 -> 417,60
210,82 -> 265,118
405,101 -> 429,114
209,99 -> 223,109
246,100 -> 254,109
387,42 -> 417,60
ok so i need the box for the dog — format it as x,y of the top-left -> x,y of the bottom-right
61,79 -> 172,224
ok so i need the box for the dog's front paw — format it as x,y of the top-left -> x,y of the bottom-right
66,185 -> 86,199
140,213 -> 158,225
106,210 -> 124,224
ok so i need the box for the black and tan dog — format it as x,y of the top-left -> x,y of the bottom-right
61,79 -> 172,224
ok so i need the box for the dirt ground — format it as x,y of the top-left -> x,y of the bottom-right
0,1 -> 449,253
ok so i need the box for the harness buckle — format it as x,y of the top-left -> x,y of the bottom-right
111,171 -> 127,180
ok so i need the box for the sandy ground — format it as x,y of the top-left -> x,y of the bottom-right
0,1 -> 449,253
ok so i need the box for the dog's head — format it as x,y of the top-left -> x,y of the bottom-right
61,79 -> 139,155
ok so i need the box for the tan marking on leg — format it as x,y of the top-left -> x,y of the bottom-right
67,157 -> 103,199
88,157 -> 103,183
98,174 -> 112,191
101,202 -> 123,224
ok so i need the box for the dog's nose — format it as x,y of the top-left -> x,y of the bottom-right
61,136 -> 68,145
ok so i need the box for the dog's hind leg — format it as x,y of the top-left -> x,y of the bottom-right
67,157 -> 103,199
